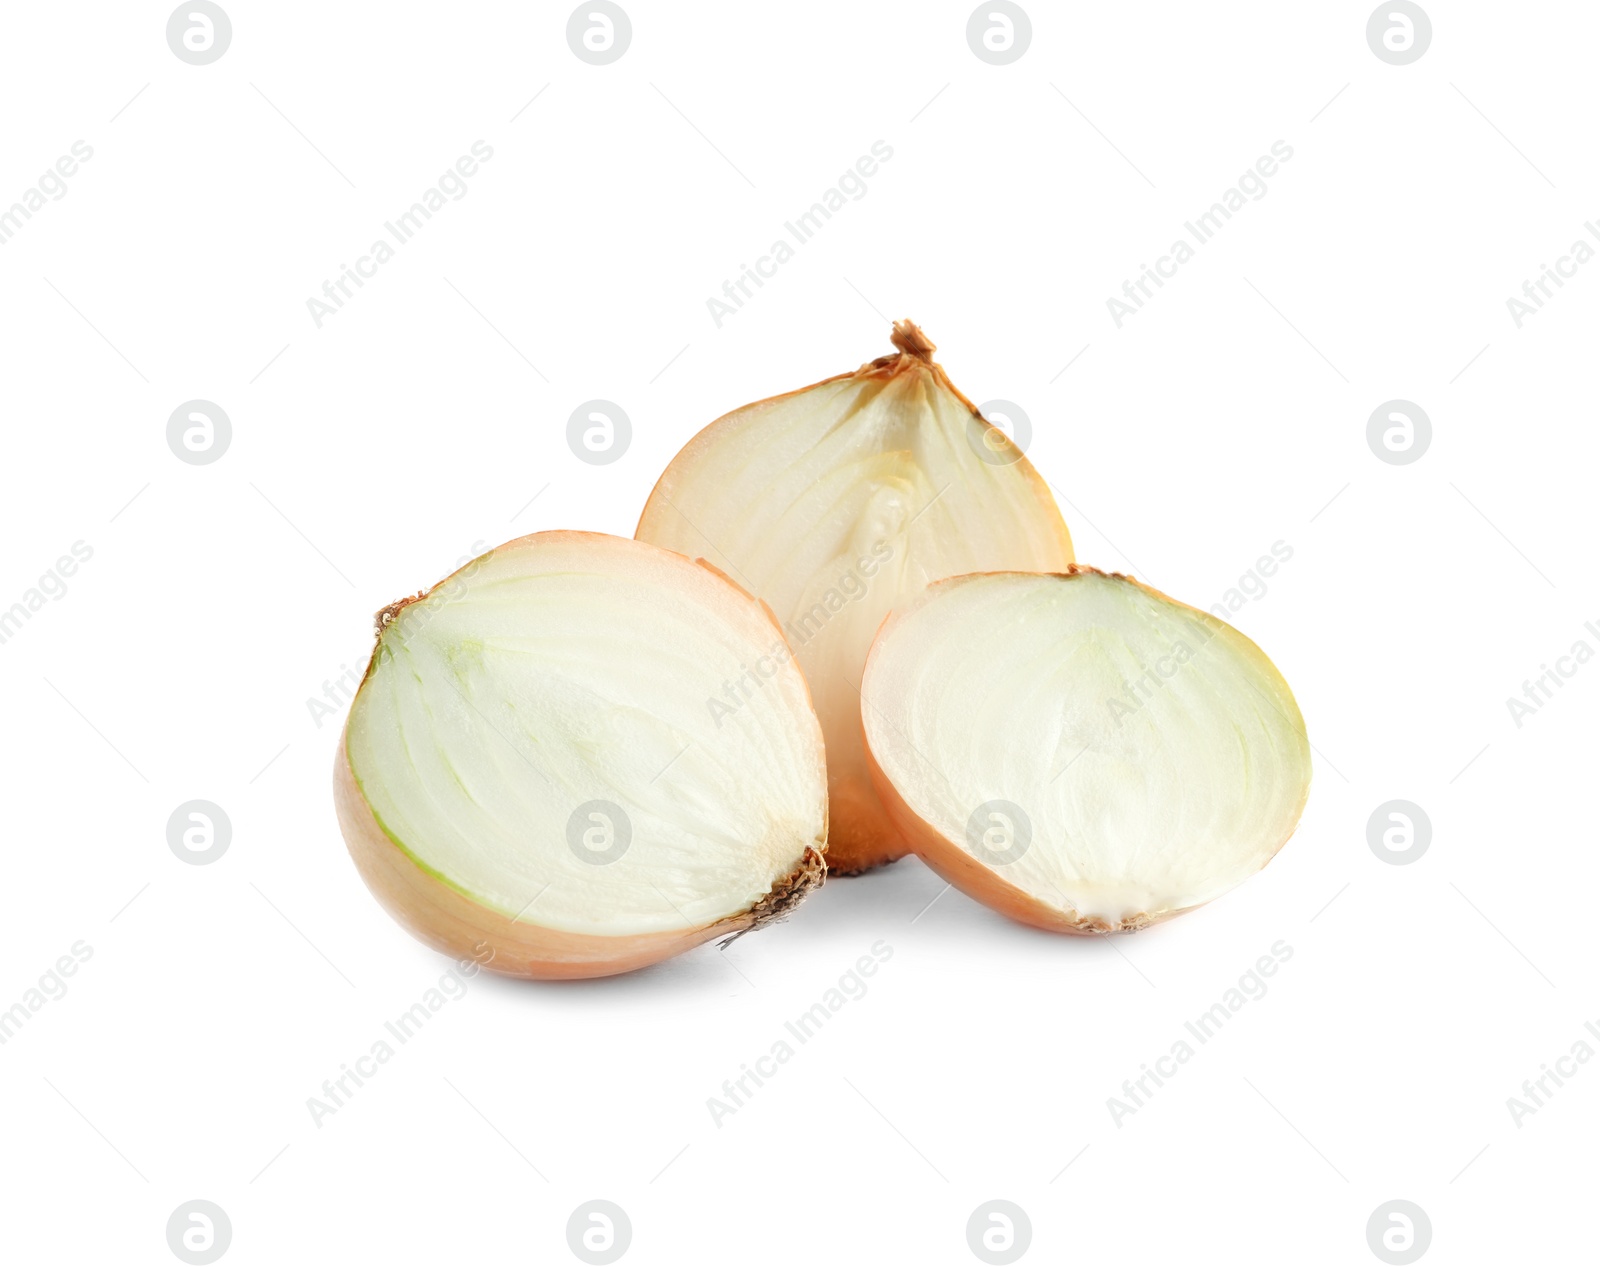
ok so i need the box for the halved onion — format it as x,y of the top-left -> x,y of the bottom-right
334,531 -> 827,979
861,567 -> 1310,931
637,321 -> 1073,872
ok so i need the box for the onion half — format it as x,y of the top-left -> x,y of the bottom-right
334,531 -> 827,979
637,321 -> 1074,872
861,567 -> 1310,931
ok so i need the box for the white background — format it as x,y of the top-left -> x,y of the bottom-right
1,2 -> 1594,1263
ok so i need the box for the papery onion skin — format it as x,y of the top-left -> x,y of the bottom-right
637,321 -> 1074,874
334,530 -> 827,980
861,565 -> 1311,933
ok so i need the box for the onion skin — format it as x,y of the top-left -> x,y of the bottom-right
861,565 -> 1310,934
638,321 -> 1073,875
334,530 -> 828,981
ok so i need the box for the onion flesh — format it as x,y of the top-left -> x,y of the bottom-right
335,531 -> 827,979
861,567 -> 1310,931
637,321 -> 1073,872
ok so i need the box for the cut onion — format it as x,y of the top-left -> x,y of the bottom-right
334,531 -> 827,979
637,321 -> 1074,872
861,567 -> 1310,931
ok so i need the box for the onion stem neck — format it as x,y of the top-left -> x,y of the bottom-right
890,319 -> 936,363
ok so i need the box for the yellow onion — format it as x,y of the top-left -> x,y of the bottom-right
638,321 -> 1073,872
862,567 -> 1310,930
334,531 -> 827,979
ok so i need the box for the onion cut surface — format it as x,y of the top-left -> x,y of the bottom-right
637,321 -> 1073,872
335,531 -> 827,979
861,568 -> 1310,931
